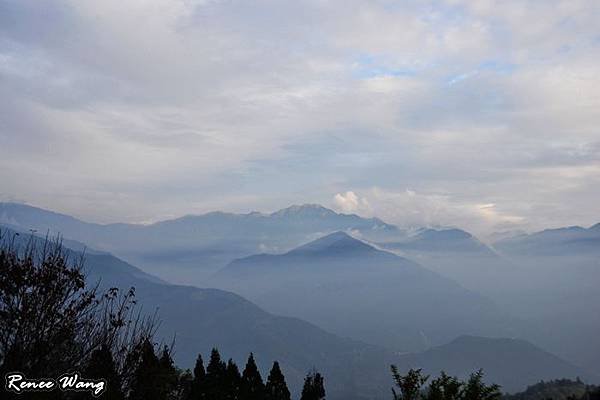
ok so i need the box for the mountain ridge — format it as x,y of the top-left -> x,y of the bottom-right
2,222 -> 597,396
211,231 -> 517,352
395,335 -> 596,392
0,202 -> 405,283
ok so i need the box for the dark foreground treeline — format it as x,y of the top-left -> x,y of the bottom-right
0,233 -> 595,400
503,379 -> 600,400
0,234 -> 325,400
0,233 -> 325,400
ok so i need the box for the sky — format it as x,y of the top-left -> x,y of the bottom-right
1,0 -> 599,237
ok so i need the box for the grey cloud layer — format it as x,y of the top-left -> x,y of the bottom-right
1,0 -> 599,234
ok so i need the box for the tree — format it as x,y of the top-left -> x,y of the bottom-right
240,353 -> 265,400
190,354 -> 207,399
129,339 -> 163,400
205,348 -> 228,400
158,345 -> 179,399
461,370 -> 501,400
300,370 -> 326,400
391,367 -> 428,400
424,372 -> 462,400
225,358 -> 242,400
0,231 -> 159,398
265,361 -> 291,400
84,344 -> 125,400
390,368 -> 502,400
0,234 -> 97,377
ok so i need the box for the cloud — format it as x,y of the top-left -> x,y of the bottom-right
0,0 -> 599,232
333,191 -> 370,213
332,188 -> 527,238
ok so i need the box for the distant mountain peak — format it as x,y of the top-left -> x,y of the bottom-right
270,204 -> 338,218
449,334 -> 525,347
538,226 -> 587,235
417,228 -> 473,240
288,231 -> 377,256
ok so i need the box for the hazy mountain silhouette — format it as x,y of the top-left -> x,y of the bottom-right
0,225 -> 394,399
3,203 -> 599,376
382,228 -> 495,255
377,228 -> 517,306
494,224 -> 600,256
394,336 -> 596,392
2,226 -> 597,397
491,224 -> 600,375
378,225 -> 600,376
0,202 -> 402,283
210,232 -> 516,352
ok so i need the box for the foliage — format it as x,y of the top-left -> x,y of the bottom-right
265,361 -> 291,400
391,367 -> 429,400
424,372 -> 463,400
300,370 -> 326,400
240,352 -> 265,400
84,344 -> 125,400
390,367 -> 501,400
503,379 -> 599,400
0,232 -> 159,398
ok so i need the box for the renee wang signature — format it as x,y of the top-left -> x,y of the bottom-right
5,372 -> 107,397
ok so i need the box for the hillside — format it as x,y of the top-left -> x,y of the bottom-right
0,202 -> 402,283
0,226 -> 393,399
494,225 -> 600,257
395,336 -> 596,393
2,227 -> 596,398
378,228 -> 523,318
503,379 -> 596,400
210,232 -> 516,352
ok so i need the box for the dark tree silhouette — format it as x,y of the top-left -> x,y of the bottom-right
84,344 -> 125,400
205,348 -> 228,399
158,345 -> 180,399
225,358 -> 242,400
129,339 -> 163,400
424,371 -> 462,400
461,370 -> 501,400
300,370 -> 326,400
190,354 -> 207,399
265,361 -> 291,400
0,234 -> 97,377
240,353 -> 265,400
391,367 -> 428,400
0,232 -> 159,398
390,368 -> 502,400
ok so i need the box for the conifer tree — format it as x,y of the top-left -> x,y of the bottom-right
177,370 -> 194,400
129,339 -> 162,400
300,370 -> 326,400
225,358 -> 242,400
158,345 -> 179,399
190,354 -> 207,400
240,353 -> 265,400
84,344 -> 124,400
206,348 -> 228,400
265,361 -> 291,400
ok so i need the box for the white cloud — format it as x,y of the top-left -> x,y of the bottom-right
333,191 -> 370,214
0,0 -> 599,231
332,188 -> 528,238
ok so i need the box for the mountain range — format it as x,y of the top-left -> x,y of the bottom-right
394,335 -> 594,392
1,225 -> 594,398
494,224 -> 600,257
209,231 -> 516,351
1,202 -> 599,377
0,202 -> 401,283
